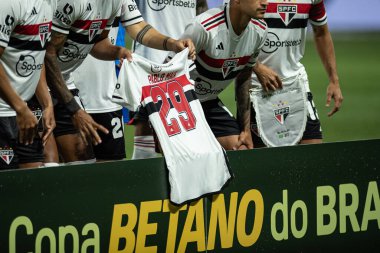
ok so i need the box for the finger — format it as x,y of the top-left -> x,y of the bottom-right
276,76 -> 283,89
19,129 -> 26,144
93,122 -> 109,134
41,128 -> 53,146
88,125 -> 102,145
326,93 -> 332,107
25,127 -> 36,145
79,128 -> 89,146
328,106 -> 339,117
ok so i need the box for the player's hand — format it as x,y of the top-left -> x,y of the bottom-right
169,38 -> 196,60
254,62 -> 282,92
118,47 -> 133,67
326,81 -> 343,117
41,105 -> 56,146
233,130 -> 254,150
71,109 -> 109,146
16,104 -> 38,145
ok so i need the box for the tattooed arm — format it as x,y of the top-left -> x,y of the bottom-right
45,31 -> 108,145
234,66 -> 254,149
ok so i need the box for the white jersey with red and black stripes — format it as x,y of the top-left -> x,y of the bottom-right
177,3 -> 267,102
0,0 -> 56,116
252,0 -> 327,88
73,0 -> 143,113
113,48 -> 231,204
53,0 -> 142,90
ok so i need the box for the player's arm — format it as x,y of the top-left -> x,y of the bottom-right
234,66 -> 254,150
45,31 -> 108,145
312,23 -> 343,117
125,21 -> 196,60
35,65 -> 55,145
0,47 -> 38,145
196,0 -> 209,15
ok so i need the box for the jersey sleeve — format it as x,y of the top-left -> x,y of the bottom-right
120,0 -> 143,27
0,1 -> 22,48
180,20 -> 208,54
52,0 -> 88,35
309,0 -> 327,26
106,0 -> 122,31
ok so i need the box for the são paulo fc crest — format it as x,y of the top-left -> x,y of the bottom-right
89,21 -> 102,42
277,5 -> 297,26
222,59 -> 238,78
39,24 -> 50,48
0,148 -> 14,165
273,100 -> 290,125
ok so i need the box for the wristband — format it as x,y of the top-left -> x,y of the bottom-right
65,97 -> 81,115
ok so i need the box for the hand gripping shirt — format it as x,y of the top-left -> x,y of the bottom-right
132,0 -> 196,63
113,49 -> 232,204
72,0 -> 143,113
178,3 -> 267,102
53,0 -> 142,90
0,0 -> 56,116
252,0 -> 328,88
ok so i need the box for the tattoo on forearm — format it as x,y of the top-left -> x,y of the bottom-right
163,36 -> 170,51
136,24 -> 152,44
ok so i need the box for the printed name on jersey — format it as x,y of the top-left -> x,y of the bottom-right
16,55 -> 43,77
0,148 -> 14,165
148,72 -> 177,84
54,9 -> 71,26
147,0 -> 195,11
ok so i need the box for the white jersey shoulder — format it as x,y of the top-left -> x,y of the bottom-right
0,0 -> 56,116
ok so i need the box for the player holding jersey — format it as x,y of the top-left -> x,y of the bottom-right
45,0 -> 195,164
74,0 -> 196,160
247,0 -> 343,147
172,0 -> 269,150
0,0 -> 56,169
130,0 -> 208,159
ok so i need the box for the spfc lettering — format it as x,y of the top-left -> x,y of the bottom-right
222,59 -> 238,78
89,21 -> 102,42
274,107 -> 290,125
0,149 -> 14,165
39,24 -> 50,48
277,5 -> 297,26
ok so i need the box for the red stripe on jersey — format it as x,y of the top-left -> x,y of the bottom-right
72,19 -> 108,30
13,22 -> 52,35
250,20 -> 266,30
309,1 -> 326,21
266,3 -> 312,14
201,11 -> 224,25
198,50 -> 251,68
206,20 -> 225,31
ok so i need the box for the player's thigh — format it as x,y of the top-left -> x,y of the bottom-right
90,110 -> 126,160
201,98 -> 241,150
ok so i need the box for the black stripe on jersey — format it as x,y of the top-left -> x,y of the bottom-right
0,39 -> 8,44
53,23 -> 70,33
224,6 -> 228,29
67,31 -> 98,45
313,16 -> 327,24
265,18 -> 308,29
195,60 -> 240,81
8,37 -> 46,51
145,90 -> 197,116
112,16 -> 121,27
112,95 -> 123,100
203,15 -> 224,29
121,15 -> 143,24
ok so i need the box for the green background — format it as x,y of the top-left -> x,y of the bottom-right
124,33 -> 380,159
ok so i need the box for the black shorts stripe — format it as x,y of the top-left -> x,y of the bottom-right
195,61 -> 240,81
145,90 -> 197,116
8,37 -> 46,51
265,18 -> 308,29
